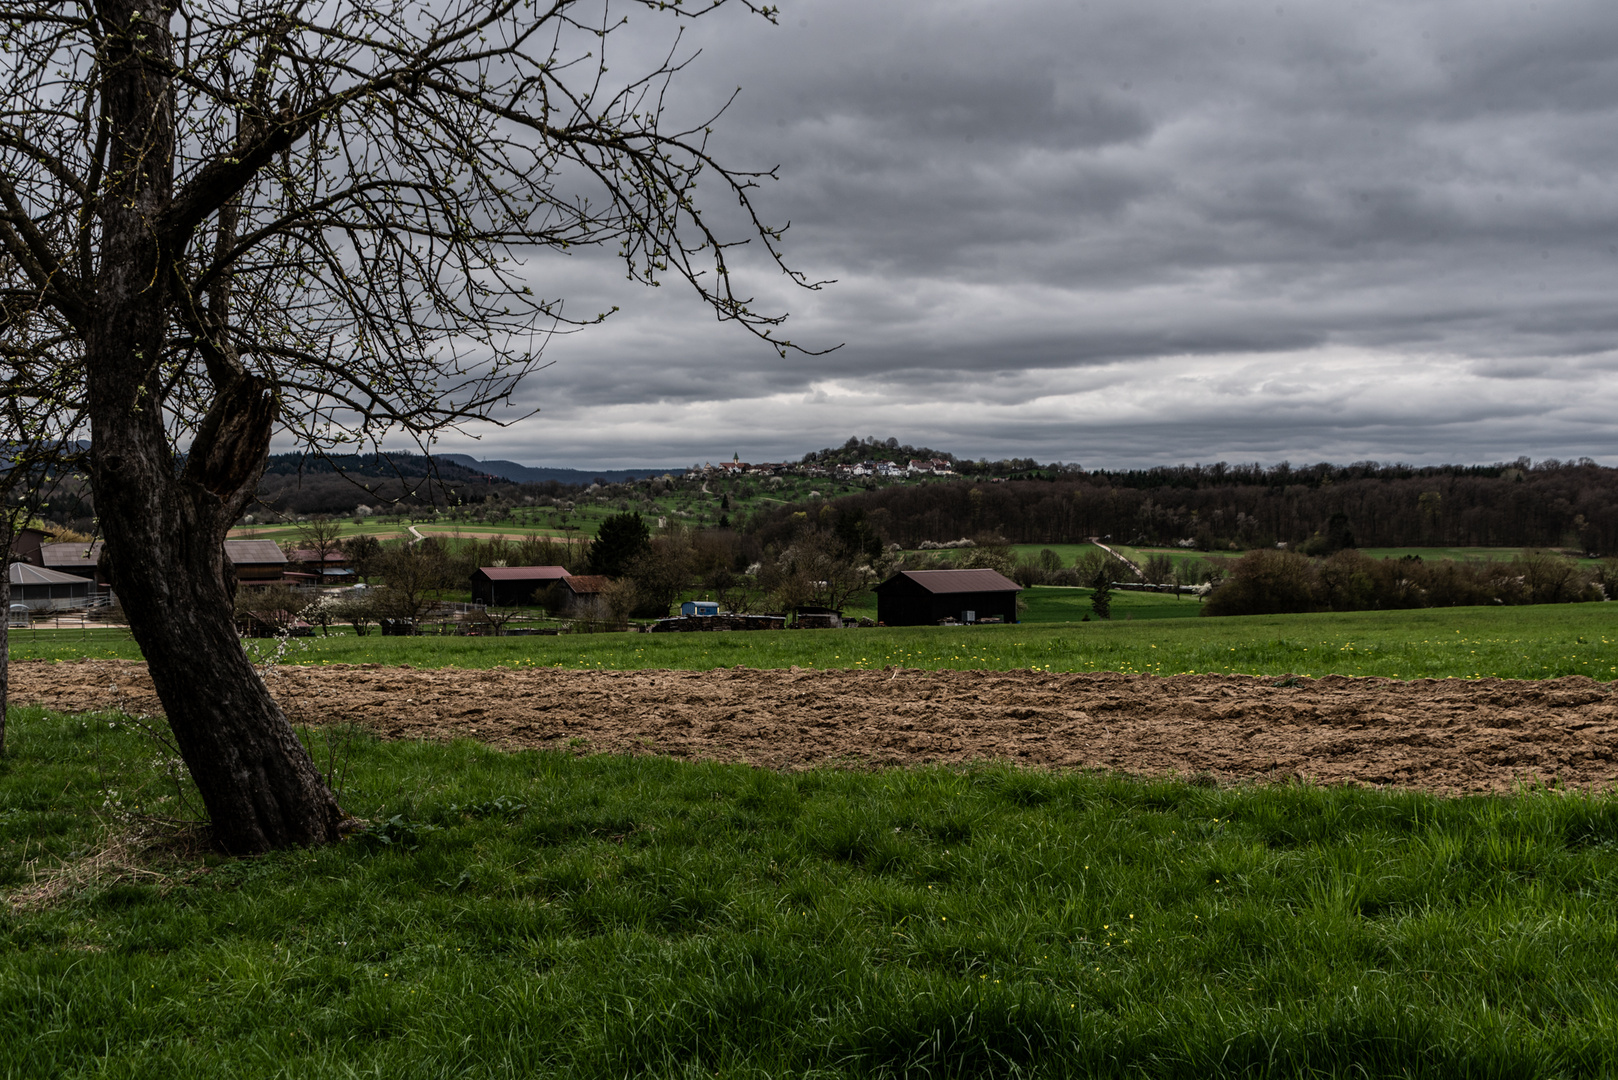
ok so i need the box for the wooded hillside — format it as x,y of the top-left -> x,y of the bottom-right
747,458 -> 1618,554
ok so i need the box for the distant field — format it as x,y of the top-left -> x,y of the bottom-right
1005,542 -> 1104,563
410,524 -> 590,541
11,601 -> 1616,682
1020,585 -> 1201,623
228,518 -> 594,542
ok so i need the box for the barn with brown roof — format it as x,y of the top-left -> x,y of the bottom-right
470,565 -> 571,606
873,568 -> 1022,626
559,574 -> 610,612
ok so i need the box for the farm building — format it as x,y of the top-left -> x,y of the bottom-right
224,540 -> 289,588
35,540 -> 108,583
7,562 -> 97,611
470,565 -> 570,606
24,537 -> 285,588
873,568 -> 1022,626
560,574 -> 610,612
794,605 -> 843,629
7,526 -> 49,565
285,548 -> 354,584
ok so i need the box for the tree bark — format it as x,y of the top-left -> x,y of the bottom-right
82,0 -> 344,854
86,385 -> 346,853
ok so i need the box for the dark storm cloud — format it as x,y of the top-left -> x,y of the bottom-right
415,0 -> 1618,469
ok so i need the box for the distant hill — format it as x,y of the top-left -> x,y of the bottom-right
432,454 -> 685,485
800,436 -> 957,467
262,451 -> 495,483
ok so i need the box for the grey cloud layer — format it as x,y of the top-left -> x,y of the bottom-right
421,0 -> 1618,468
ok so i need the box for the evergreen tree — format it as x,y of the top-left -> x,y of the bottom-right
1090,570 -> 1113,620
587,513 -> 653,578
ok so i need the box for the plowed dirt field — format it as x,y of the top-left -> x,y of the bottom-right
13,659 -> 1618,793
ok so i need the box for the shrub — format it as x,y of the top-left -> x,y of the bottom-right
1206,548 -> 1603,616
1202,550 -> 1321,616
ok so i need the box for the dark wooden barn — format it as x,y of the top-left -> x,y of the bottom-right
873,568 -> 1022,626
224,539 -> 289,589
470,565 -> 571,606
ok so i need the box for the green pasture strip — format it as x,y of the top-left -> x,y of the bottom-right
1003,542 -> 1105,563
9,600 -> 1618,681
1107,543 -> 1223,569
230,520 -> 587,543
1002,543 -> 1232,575
1020,585 -> 1201,623
3,708 -> 1618,1078
229,518 -> 403,542
410,523 -> 588,540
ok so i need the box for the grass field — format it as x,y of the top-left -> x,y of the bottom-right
3,709 -> 1617,1077
229,517 -> 594,543
1020,585 -> 1201,623
10,600 -> 1617,681
1005,542 -> 1106,564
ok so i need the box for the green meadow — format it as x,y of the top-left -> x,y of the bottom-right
9,595 -> 1618,1075
4,709 -> 1618,1078
12,599 -> 1616,681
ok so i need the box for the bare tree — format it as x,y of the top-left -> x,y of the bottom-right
772,530 -> 875,613
328,590 -> 379,637
291,515 -> 345,567
1,0 -> 822,851
373,539 -> 455,623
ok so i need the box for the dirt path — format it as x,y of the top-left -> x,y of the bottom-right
12,660 -> 1618,793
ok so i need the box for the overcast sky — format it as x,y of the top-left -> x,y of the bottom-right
433,0 -> 1618,470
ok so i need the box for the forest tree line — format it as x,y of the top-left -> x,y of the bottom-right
747,459 -> 1618,554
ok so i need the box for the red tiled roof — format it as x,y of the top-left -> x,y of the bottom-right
562,574 -> 610,594
884,569 -> 1022,594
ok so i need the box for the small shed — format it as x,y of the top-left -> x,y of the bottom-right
560,574 -> 610,612
470,565 -> 571,606
794,605 -> 843,629
680,600 -> 720,617
873,568 -> 1022,626
8,562 -> 95,611
8,603 -> 29,628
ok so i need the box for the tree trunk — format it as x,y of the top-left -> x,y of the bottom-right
86,405 -> 346,854
81,0 -> 344,855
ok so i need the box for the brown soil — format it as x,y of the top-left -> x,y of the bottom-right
13,660 -> 1618,793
